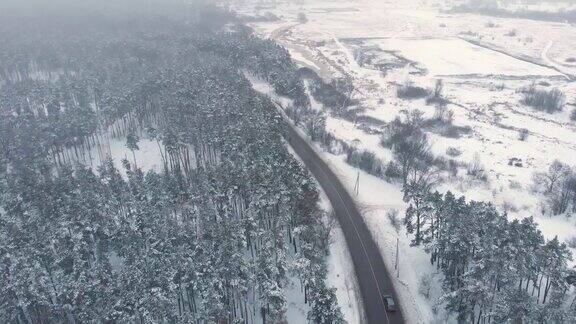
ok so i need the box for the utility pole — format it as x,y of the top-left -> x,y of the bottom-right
396,237 -> 400,278
395,237 -> 399,270
354,171 -> 360,196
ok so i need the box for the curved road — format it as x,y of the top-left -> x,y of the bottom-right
283,120 -> 405,324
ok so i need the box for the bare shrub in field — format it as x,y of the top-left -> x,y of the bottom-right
386,209 -> 401,233
382,110 -> 439,192
520,83 -> 564,113
422,106 -> 472,139
566,236 -> 576,249
492,82 -> 505,91
509,180 -> 522,190
467,153 -> 487,182
384,161 -> 403,182
381,110 -> 425,149
396,81 -> 429,99
533,160 -> 576,215
433,105 -> 453,123
345,147 -> 385,177
446,147 -> 462,157
505,29 -> 517,37
518,128 -> 529,141
502,200 -> 518,213
425,79 -> 448,106
418,274 -> 433,300
570,108 -> 576,122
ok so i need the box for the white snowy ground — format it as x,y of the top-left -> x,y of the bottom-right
236,0 -> 576,322
287,143 -> 365,324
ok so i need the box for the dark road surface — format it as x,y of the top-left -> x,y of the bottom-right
283,121 -> 405,324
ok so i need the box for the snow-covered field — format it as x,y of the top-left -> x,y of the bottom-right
235,0 -> 576,322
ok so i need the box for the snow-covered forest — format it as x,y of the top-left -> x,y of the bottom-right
0,1 -> 344,323
2,0 -> 576,322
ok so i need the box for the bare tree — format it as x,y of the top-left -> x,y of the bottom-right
533,160 -> 571,193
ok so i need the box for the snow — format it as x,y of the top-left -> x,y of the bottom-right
366,37 -> 560,77
326,223 -> 365,324
284,277 -> 310,323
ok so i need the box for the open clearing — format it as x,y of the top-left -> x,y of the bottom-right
364,37 -> 561,77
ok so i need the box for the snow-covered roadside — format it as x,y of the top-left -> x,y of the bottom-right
295,116 -> 442,324
326,221 -> 365,324
317,147 -> 448,324
249,73 -> 440,323
286,143 -> 365,324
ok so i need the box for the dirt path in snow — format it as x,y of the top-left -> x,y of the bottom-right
461,38 -> 574,81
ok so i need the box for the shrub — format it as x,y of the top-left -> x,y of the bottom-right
571,108 -> 576,122
446,147 -> 462,157
298,68 -> 355,111
518,128 -> 529,141
384,161 -> 402,181
538,80 -> 551,87
318,132 -> 349,155
492,83 -> 505,91
566,57 -> 576,63
418,274 -> 433,300
297,12 -> 307,23
396,81 -> 429,99
345,147 -> 385,177
467,153 -> 487,182
566,236 -> 576,249
509,180 -> 522,190
502,200 -> 519,213
422,109 -> 472,139
438,124 -> 472,139
533,160 -> 576,215
433,105 -> 453,123
520,83 -> 564,113
485,21 -> 496,28
425,79 -> 448,105
505,29 -> 517,37
381,110 -> 425,148
386,209 -> 401,233
447,159 -> 459,177
304,113 -> 327,141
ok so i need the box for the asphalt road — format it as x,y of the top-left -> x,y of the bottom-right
283,122 -> 405,324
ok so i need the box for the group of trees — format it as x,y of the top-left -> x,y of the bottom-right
383,111 -> 576,322
533,160 -> 576,215
404,191 -> 576,323
520,83 -> 565,113
377,102 -> 575,322
0,1 -> 343,323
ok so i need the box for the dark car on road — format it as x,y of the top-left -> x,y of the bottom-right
383,295 -> 397,312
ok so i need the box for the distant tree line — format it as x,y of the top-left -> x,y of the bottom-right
452,1 -> 576,24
